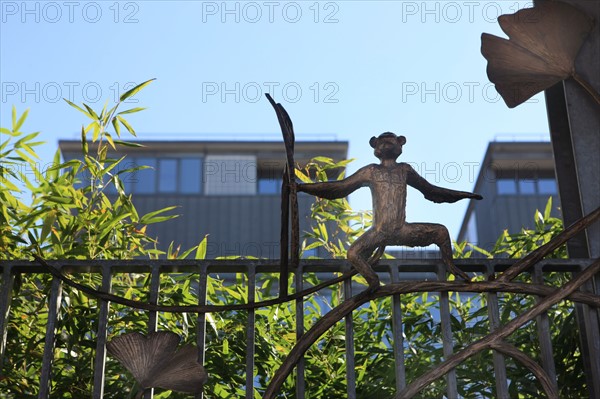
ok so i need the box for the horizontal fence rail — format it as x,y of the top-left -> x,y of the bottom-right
0,258 -> 597,399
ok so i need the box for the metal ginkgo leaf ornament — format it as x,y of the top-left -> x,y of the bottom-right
107,331 -> 208,398
481,1 -> 598,108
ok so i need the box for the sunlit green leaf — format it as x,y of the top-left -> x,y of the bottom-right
111,117 -> 121,138
139,206 -> 179,225
40,210 -> 57,243
196,235 -> 208,259
64,98 -> 93,119
83,103 -> 99,120
119,78 -> 155,102
13,108 -> 29,132
117,116 -> 136,136
117,107 -> 146,115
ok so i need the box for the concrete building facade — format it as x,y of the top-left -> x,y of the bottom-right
457,141 -> 560,250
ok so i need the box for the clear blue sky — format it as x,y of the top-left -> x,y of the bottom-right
1,1 -> 550,240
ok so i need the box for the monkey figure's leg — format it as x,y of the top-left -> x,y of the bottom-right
347,229 -> 384,290
399,223 -> 471,282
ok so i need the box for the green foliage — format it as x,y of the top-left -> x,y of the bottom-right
457,197 -> 584,397
0,101 -> 586,399
0,82 -> 206,398
470,197 -> 566,260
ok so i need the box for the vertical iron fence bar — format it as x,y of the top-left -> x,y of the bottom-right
343,277 -> 357,399
196,263 -> 209,399
578,277 -> 600,399
533,264 -> 558,390
295,263 -> 305,399
245,266 -> 256,399
486,264 -> 509,398
148,265 -> 161,332
143,265 -> 161,399
92,265 -> 113,399
436,267 -> 457,399
0,265 -> 14,374
38,276 -> 63,399
389,266 -> 406,392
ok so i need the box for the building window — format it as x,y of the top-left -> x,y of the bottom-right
180,158 -> 202,194
497,177 -> 558,196
204,155 -> 257,195
258,178 -> 280,194
135,158 -> 157,194
538,178 -> 557,195
158,159 -> 177,193
497,179 -> 517,195
518,179 -> 536,195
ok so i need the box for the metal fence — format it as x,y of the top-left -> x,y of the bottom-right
1,258 -> 598,399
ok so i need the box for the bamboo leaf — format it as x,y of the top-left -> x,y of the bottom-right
44,195 -> 73,204
195,235 -> 208,259
11,106 -> 16,129
117,116 -> 136,136
140,206 -> 179,225
20,144 -> 40,161
99,99 -> 109,121
40,210 -> 57,243
295,168 -> 313,183
91,122 -> 101,142
0,127 -> 18,136
81,127 -> 88,155
544,197 -> 553,220
47,150 -> 61,181
105,133 -> 116,150
119,78 -> 155,102
83,103 -> 99,120
64,98 -> 93,119
111,117 -> 122,137
177,244 -> 199,260
14,108 -> 29,132
14,132 -> 40,147
117,107 -> 146,115
114,140 -> 144,148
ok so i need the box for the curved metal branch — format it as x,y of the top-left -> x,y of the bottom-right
393,257 -> 600,399
32,253 -> 356,312
262,288 -> 372,398
491,341 -> 558,399
263,258 -> 600,398
31,254 -> 600,313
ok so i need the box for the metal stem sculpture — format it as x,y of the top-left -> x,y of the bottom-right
265,93 -> 299,298
296,132 -> 482,289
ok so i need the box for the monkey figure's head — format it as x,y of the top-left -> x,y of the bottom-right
369,132 -> 407,161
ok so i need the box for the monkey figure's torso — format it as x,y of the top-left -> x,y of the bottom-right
365,163 -> 411,234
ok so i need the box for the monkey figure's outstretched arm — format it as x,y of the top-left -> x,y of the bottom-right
297,166 -> 371,200
406,164 -> 483,203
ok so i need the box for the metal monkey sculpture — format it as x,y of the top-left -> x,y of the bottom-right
296,132 -> 483,289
